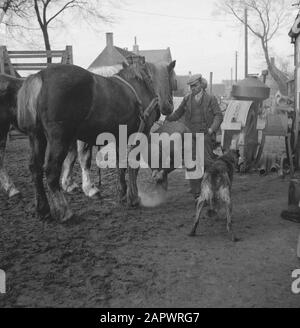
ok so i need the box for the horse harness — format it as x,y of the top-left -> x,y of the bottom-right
111,75 -> 159,134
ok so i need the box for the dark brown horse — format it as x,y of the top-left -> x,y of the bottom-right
60,61 -> 177,199
0,74 -> 23,198
1,60 -> 176,222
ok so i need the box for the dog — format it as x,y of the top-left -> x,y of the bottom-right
189,149 -> 239,242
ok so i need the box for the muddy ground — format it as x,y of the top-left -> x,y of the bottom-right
0,138 -> 299,308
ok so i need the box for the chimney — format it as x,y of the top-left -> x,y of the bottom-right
106,32 -> 113,48
133,36 -> 139,54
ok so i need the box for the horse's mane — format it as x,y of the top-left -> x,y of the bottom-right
89,63 -> 155,97
117,62 -> 156,97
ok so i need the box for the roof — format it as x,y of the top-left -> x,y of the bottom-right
88,33 -> 172,70
88,46 -> 136,70
115,47 -> 136,58
138,48 -> 172,63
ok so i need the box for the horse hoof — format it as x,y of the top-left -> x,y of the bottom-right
188,231 -> 196,237
9,188 -> 21,198
64,182 -> 79,193
60,209 -> 75,223
37,211 -> 52,221
127,196 -> 141,208
62,214 -> 84,226
83,186 -> 100,198
88,187 -> 100,199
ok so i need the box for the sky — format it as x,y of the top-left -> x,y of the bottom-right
0,0 -> 298,83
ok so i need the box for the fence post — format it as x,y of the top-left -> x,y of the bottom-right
0,46 -> 5,74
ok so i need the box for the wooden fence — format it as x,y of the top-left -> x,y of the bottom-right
0,45 -> 73,76
0,45 -> 73,139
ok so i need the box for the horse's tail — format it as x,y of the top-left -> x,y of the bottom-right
17,73 -> 42,132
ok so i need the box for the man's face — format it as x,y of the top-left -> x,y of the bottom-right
190,81 -> 202,96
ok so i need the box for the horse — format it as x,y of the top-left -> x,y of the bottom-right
1,59 -> 176,222
60,64 -> 132,198
60,61 -> 177,199
0,74 -> 23,198
0,74 -> 89,198
0,61 -> 177,201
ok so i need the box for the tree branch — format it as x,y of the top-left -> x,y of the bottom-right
225,2 -> 263,39
46,0 -> 77,25
34,0 -> 43,28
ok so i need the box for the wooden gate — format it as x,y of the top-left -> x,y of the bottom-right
0,45 -> 73,76
0,45 -> 73,139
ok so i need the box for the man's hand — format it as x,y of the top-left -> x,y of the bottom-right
208,128 -> 213,135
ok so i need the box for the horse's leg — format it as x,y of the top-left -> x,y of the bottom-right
28,133 -> 51,220
44,125 -> 74,222
127,167 -> 140,207
0,123 -> 20,198
78,140 -> 100,198
116,168 -> 127,202
61,140 -> 79,193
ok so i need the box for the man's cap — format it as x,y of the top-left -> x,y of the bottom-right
187,74 -> 202,86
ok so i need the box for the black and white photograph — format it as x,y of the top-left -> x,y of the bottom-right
0,0 -> 300,309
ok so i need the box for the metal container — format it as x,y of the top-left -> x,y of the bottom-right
232,76 -> 270,101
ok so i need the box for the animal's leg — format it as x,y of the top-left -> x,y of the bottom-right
61,140 -> 79,193
127,167 -> 140,207
160,171 -> 168,191
152,170 -> 169,191
225,201 -> 237,242
0,123 -> 20,198
116,168 -> 127,202
78,140 -> 100,198
28,133 -> 51,220
44,126 -> 74,222
189,196 -> 205,236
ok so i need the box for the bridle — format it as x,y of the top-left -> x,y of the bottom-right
112,64 -> 160,133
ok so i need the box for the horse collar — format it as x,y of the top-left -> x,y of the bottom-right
111,75 -> 143,107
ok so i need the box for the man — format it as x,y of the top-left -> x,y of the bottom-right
166,74 -> 223,199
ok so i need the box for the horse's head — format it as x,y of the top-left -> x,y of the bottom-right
146,61 -> 177,116
118,59 -> 177,117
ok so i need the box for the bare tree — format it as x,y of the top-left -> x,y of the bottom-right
0,0 -> 28,24
1,0 -> 114,62
0,0 -> 10,24
216,0 -> 292,95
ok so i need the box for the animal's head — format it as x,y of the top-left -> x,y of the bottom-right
119,59 -> 156,97
119,58 -> 177,118
119,59 -> 159,120
146,60 -> 177,116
